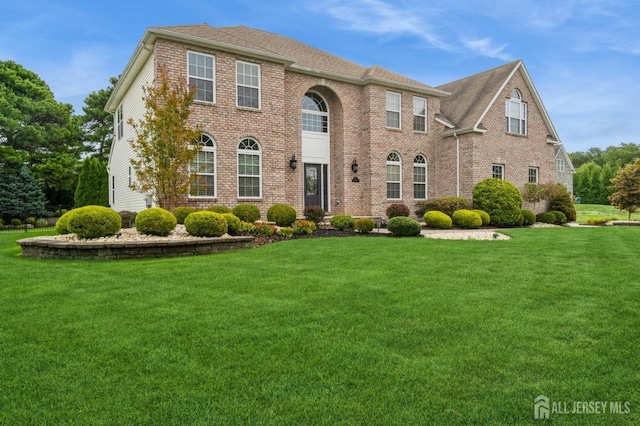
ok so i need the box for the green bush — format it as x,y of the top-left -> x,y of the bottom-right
473,209 -> 491,226
184,211 -> 228,237
292,219 -> 316,235
206,205 -> 231,214
232,204 -> 261,223
267,204 -> 297,226
549,210 -> 567,225
304,205 -> 325,224
119,211 -> 138,228
548,184 -> 576,221
35,218 -> 49,227
330,215 -> 355,231
521,209 -> 536,226
277,227 -> 293,238
0,218 -> 3,228
536,212 -> 556,224
222,213 -> 242,235
472,178 -> 523,227
135,208 -> 177,236
386,203 -> 410,219
415,197 -> 470,217
452,209 -> 482,229
26,217 -> 36,225
355,217 -> 375,233
10,218 -> 22,226
173,207 -> 200,224
423,211 -> 452,229
387,216 -> 422,236
66,206 -> 122,239
55,211 -> 73,234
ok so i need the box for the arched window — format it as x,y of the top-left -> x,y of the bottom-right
386,152 -> 401,200
238,138 -> 261,198
191,134 -> 216,197
506,89 -> 527,135
302,92 -> 328,133
413,154 -> 427,199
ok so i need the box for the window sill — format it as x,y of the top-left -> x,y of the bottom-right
505,131 -> 528,138
237,106 -> 261,113
386,127 -> 402,132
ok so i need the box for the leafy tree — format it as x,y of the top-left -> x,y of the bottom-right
0,165 -> 46,220
74,157 -> 109,207
80,77 -> 118,161
601,142 -> 640,169
609,158 -> 640,220
128,69 -> 202,212
569,147 -> 603,169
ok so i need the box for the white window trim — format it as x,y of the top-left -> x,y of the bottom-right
116,105 -> 123,140
556,158 -> 565,173
302,91 -> 329,133
237,138 -> 262,199
413,96 -> 427,133
386,91 -> 402,129
492,164 -> 505,180
190,135 -> 217,198
236,60 -> 261,109
505,89 -> 527,135
187,51 -> 216,104
386,152 -> 402,200
528,166 -> 539,184
413,154 -> 427,199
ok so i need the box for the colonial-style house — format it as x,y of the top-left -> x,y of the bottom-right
106,24 -> 573,216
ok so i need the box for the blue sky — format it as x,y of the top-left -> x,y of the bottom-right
1,0 -> 638,153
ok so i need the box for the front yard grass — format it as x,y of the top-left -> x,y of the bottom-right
1,228 -> 639,425
574,203 -> 640,222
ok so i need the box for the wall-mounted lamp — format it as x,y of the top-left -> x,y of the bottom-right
144,195 -> 153,209
289,154 -> 298,170
351,159 -> 359,173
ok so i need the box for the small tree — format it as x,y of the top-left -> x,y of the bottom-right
609,158 -> 640,220
74,157 -> 109,207
128,69 -> 202,212
0,165 -> 46,220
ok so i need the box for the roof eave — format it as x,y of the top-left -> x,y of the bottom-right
442,127 -> 487,137
363,76 -> 450,97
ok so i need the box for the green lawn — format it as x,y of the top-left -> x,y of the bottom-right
575,203 -> 640,222
1,229 -> 639,425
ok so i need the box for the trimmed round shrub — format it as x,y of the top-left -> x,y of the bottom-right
472,178 -> 523,227
548,184 -> 577,221
232,204 -> 261,223
415,196 -> 470,217
355,217 -> 375,233
386,203 -> 410,219
423,211 -> 452,229
55,210 -> 73,235
222,213 -> 242,235
292,219 -> 316,234
173,207 -> 200,224
330,214 -> 355,231
521,209 -> 536,226
550,210 -> 567,225
35,218 -> 49,227
66,205 -> 122,239
119,210 -> 138,228
536,212 -> 556,224
304,205 -> 325,224
207,205 -> 231,214
452,209 -> 482,229
473,209 -> 491,226
184,211 -> 228,237
387,216 -> 422,236
267,203 -> 297,226
135,207 -> 177,236
11,218 -> 22,226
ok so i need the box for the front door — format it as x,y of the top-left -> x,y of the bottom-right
304,163 -> 328,211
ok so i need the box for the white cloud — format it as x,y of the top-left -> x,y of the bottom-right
461,37 -> 511,61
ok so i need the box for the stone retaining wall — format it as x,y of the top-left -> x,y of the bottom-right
17,236 -> 255,260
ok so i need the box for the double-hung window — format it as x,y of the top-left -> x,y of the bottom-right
237,61 -> 260,109
528,167 -> 539,184
188,51 -> 215,103
413,155 -> 427,199
413,97 -> 427,132
191,134 -> 216,197
506,89 -> 527,135
238,138 -> 261,198
387,152 -> 402,199
556,158 -> 565,173
492,164 -> 505,179
386,91 -> 401,129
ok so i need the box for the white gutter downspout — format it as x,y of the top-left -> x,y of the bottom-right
454,132 -> 460,197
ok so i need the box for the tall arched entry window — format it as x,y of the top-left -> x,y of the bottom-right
301,91 -> 330,211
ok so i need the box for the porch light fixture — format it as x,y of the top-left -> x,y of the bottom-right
289,154 -> 297,170
351,159 -> 359,173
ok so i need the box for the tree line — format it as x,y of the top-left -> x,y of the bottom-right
1,60 -> 114,221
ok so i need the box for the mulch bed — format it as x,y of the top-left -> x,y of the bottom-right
246,227 -> 389,247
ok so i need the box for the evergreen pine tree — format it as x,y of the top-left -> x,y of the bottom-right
0,165 -> 46,220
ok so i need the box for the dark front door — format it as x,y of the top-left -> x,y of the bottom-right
304,164 -> 321,208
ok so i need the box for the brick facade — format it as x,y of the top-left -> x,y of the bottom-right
107,24 -> 573,218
